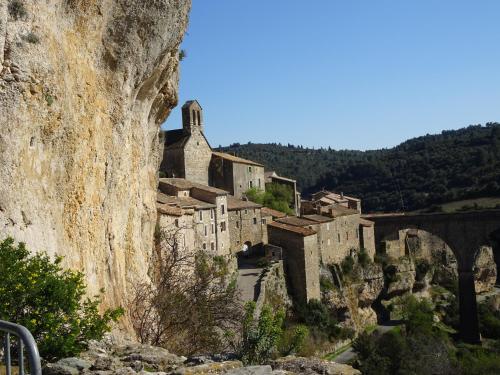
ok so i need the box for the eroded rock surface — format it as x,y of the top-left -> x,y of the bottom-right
0,0 -> 191,332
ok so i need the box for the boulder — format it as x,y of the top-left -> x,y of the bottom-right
43,363 -> 79,375
270,356 -> 361,375
114,343 -> 184,372
385,257 -> 416,298
473,246 -> 497,294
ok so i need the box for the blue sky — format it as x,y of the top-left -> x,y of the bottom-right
162,0 -> 500,150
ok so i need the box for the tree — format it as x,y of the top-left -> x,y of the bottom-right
129,226 -> 242,356
0,238 -> 123,361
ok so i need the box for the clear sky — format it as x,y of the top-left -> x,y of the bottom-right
162,0 -> 500,150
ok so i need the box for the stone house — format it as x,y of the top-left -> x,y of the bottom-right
157,178 -> 231,256
303,190 -> 362,214
261,207 -> 287,244
210,152 -> 265,199
160,100 -> 212,185
227,196 -> 265,255
267,221 -> 321,304
265,171 -> 301,216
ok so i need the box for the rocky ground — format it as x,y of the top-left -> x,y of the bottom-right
43,340 -> 360,375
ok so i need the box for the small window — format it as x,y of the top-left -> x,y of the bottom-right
236,221 -> 239,228
248,166 -> 252,172
204,225 -> 208,236
212,224 -> 215,234
221,222 -> 226,232
199,211 -> 203,221
253,218 -> 257,225
211,242 -> 215,251
175,219 -> 179,227
197,111 -> 201,126
258,178 -> 261,188
338,234 -> 341,243
346,231 -> 349,241
202,243 -> 206,250
221,204 -> 225,215
262,218 -> 267,224
192,109 -> 196,124
211,209 -> 214,219
249,180 -> 253,188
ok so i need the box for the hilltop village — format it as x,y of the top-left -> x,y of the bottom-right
157,100 -> 377,305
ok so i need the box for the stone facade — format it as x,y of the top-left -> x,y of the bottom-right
157,178 -> 230,256
227,197 -> 265,255
161,101 -> 212,185
210,152 -> 265,199
268,222 -> 320,304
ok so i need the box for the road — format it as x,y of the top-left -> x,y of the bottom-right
236,262 -> 264,302
332,322 -> 399,364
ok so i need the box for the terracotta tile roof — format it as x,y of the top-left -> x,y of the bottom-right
359,218 -> 374,227
157,192 -> 215,210
156,203 -> 184,217
212,151 -> 264,167
159,178 -> 228,196
268,221 -> 317,237
276,216 -> 316,227
261,207 -> 287,218
303,214 -> 333,223
227,196 -> 262,211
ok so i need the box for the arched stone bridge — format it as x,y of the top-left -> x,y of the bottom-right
364,209 -> 500,343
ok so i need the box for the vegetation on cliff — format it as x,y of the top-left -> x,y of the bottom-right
0,238 -> 123,361
245,183 -> 295,214
218,123 -> 500,212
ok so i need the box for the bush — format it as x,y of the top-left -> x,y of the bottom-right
8,0 -> 27,20
278,324 -> 309,356
358,248 -> 371,268
0,238 -> 123,361
239,302 -> 285,365
478,302 -> 500,339
320,275 -> 335,291
299,299 -> 333,331
245,183 -> 294,215
341,256 -> 355,277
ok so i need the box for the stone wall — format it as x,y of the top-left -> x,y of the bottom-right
232,163 -> 265,199
0,0 -> 191,332
228,208 -> 264,254
255,261 -> 293,314
182,130 -> 211,185
361,225 -> 376,258
161,143 -> 185,179
268,226 -> 320,304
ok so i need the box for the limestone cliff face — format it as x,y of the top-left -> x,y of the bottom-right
0,0 -> 190,321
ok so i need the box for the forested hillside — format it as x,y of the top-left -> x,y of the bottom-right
217,123 -> 500,212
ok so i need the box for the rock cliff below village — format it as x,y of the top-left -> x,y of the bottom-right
0,0 -> 190,327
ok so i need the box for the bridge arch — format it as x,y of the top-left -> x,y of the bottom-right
367,210 -> 500,343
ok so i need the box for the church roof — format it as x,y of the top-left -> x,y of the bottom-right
212,151 -> 264,167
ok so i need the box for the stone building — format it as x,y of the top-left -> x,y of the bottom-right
303,190 -> 362,214
157,178 -> 231,256
160,100 -> 212,185
268,221 -> 321,304
265,171 -> 301,216
261,207 -> 287,244
227,196 -> 265,255
210,152 -> 265,199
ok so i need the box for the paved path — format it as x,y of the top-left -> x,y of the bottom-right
237,264 -> 264,302
332,322 -> 399,364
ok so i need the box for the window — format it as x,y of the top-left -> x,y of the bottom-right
199,211 -> 203,221
211,209 -> 214,219
211,242 -> 215,251
244,209 -> 248,214
258,178 -> 261,188
212,224 -> 215,234
192,109 -> 196,124
236,221 -> 239,228
249,181 -> 253,188
221,204 -> 225,215
253,218 -> 257,225
221,222 -> 226,232
204,225 -> 208,236
338,234 -> 341,243
175,219 -> 179,227
262,218 -> 267,224
202,243 -> 206,250
346,231 -> 349,241
248,166 -> 252,172
197,111 -> 201,126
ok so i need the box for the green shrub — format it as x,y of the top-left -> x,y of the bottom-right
8,0 -> 27,20
239,302 -> 285,365
0,238 -> 123,361
179,49 -> 186,61
341,255 -> 355,276
299,299 -> 333,331
478,302 -> 500,339
320,275 -> 335,291
245,183 -> 294,215
278,324 -> 309,356
358,248 -> 371,268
